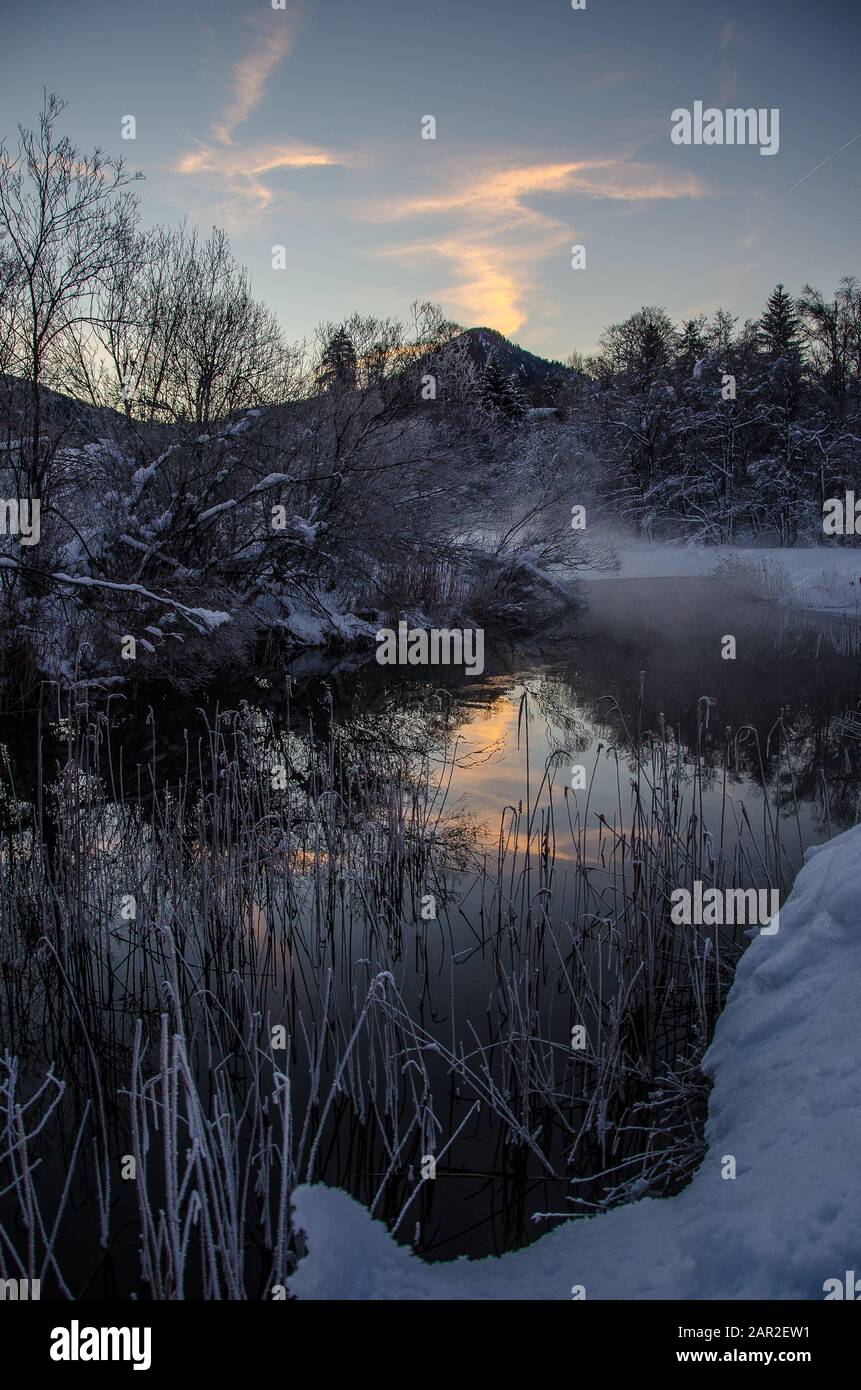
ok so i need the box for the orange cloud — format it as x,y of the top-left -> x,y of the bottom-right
364,157 -> 707,335
379,236 -> 529,336
367,159 -> 705,225
175,7 -> 342,218
175,140 -> 342,216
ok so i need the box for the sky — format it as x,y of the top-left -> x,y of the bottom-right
2,0 -> 859,360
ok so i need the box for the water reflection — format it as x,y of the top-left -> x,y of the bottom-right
0,576 -> 858,1289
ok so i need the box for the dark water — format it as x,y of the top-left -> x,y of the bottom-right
1,577 -> 859,1294
446,576 -> 860,852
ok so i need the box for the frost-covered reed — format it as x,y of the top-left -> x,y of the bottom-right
0,682 -> 814,1295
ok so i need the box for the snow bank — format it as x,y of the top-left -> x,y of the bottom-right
181,606 -> 231,632
578,538 -> 861,608
289,824 -> 861,1300
280,611 -> 329,646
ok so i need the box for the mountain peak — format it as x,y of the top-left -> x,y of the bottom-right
454,328 -> 573,405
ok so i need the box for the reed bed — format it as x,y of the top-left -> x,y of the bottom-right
0,679 -> 818,1296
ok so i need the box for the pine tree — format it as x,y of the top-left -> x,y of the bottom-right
479,354 -> 527,424
676,316 -> 708,376
505,370 -> 528,424
759,284 -> 800,359
318,326 -> 358,390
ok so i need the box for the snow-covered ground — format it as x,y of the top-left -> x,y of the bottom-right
289,823 -> 861,1300
581,537 -> 861,603
573,538 -> 861,619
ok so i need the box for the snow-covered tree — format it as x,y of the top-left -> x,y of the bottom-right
478,354 -> 527,425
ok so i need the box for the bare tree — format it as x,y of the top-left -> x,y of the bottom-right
0,92 -> 141,497
60,222 -> 298,426
0,243 -> 23,377
798,276 -> 861,411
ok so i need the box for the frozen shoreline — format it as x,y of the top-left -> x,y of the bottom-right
289,823 -> 861,1300
586,536 -> 859,583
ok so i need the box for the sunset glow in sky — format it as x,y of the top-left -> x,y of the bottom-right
3,0 -> 859,358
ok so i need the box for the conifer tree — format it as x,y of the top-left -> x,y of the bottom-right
479,354 -> 527,424
759,284 -> 800,358
319,326 -> 358,390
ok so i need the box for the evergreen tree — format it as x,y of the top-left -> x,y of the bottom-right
676,316 -> 708,376
479,354 -> 527,424
318,326 -> 358,390
759,284 -> 800,358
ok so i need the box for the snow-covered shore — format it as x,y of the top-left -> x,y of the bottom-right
289,823 -> 861,1300
579,539 -> 861,617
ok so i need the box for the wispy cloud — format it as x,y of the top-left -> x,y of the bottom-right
213,16 -> 296,144
717,22 -> 748,118
175,140 -> 343,219
362,158 -> 707,335
369,159 -> 704,224
378,233 -> 548,338
175,6 -> 343,219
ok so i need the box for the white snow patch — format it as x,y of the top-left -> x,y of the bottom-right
281,611 -> 328,646
253,473 -> 295,493
130,462 -> 158,487
182,607 -> 231,632
289,823 -> 861,1300
578,539 -> 861,601
196,499 -> 236,524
